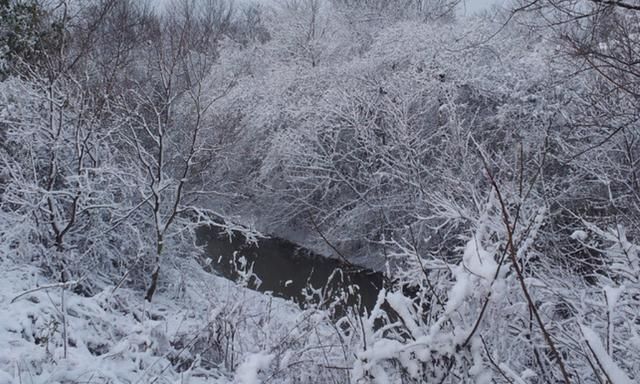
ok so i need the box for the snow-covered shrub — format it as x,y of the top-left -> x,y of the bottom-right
351,184 -> 640,383
0,74 -> 146,291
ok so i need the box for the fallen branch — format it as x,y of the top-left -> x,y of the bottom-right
11,278 -> 86,304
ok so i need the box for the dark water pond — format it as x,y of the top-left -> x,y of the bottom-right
195,225 -> 385,315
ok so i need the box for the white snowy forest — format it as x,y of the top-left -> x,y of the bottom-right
1,0 -> 639,383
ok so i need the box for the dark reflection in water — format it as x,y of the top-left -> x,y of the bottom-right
195,225 -> 384,315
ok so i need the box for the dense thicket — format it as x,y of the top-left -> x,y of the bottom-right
0,0 -> 638,383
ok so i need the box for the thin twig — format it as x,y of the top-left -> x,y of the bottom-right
307,211 -> 355,268
473,137 -> 572,384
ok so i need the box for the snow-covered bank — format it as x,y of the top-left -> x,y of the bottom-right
0,258 -> 353,384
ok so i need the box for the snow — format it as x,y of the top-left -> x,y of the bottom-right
581,326 -> 634,384
604,285 -> 624,313
0,261 -> 230,383
462,231 -> 498,282
385,291 -> 423,337
570,230 -> 589,241
446,265 -> 471,314
234,352 -> 274,384
0,370 -> 13,384
0,257 -> 345,384
446,221 -> 499,314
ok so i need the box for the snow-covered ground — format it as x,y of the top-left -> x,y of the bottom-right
0,257 -> 352,384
